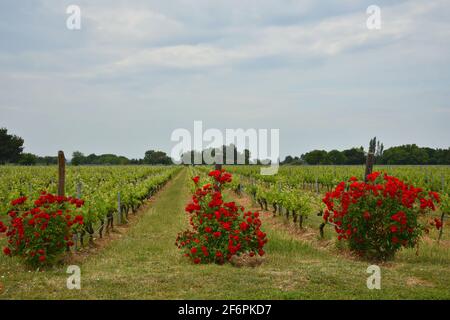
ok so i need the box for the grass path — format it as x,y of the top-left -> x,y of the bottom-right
1,168 -> 449,299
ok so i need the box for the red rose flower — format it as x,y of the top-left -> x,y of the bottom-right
3,247 -> 11,256
204,227 -> 212,233
0,222 -> 7,233
434,218 -> 443,230
239,222 -> 249,231
192,176 -> 200,184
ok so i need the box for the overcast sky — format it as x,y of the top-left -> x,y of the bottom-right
1,0 -> 449,160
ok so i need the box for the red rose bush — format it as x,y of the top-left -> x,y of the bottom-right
176,169 -> 268,264
0,192 -> 84,267
322,172 -> 440,261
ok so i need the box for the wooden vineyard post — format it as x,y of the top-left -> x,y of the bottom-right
58,151 -> 66,196
117,191 -> 122,225
58,151 -> 71,251
76,182 -> 82,198
76,181 -> 84,249
438,211 -> 445,242
319,222 -> 326,239
364,138 -> 376,183
438,174 -> 446,242
315,176 -> 319,193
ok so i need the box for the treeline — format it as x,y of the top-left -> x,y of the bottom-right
3,127 -> 449,166
180,144 -> 252,165
0,127 -> 173,165
284,144 -> 450,165
0,128 -> 58,165
71,150 -> 172,165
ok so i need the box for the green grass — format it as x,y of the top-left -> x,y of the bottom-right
0,168 -> 449,299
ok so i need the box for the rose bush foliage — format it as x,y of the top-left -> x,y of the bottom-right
0,192 -> 84,267
322,172 -> 440,261
176,169 -> 268,264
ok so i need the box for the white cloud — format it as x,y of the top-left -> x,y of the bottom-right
84,6 -> 184,44
102,0 -> 444,72
114,45 -> 245,69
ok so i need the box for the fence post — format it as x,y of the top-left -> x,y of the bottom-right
73,181 -> 82,252
76,182 -> 82,198
72,234 -> 78,252
364,138 -> 376,182
117,191 -> 122,225
57,151 -> 65,196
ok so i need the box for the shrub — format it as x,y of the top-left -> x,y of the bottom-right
322,172 -> 440,261
176,169 -> 268,264
1,192 -> 84,267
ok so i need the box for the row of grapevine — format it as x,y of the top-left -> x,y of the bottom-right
204,165 -> 450,239
0,166 -> 181,248
223,165 -> 450,195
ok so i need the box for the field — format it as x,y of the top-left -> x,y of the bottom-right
0,165 -> 449,299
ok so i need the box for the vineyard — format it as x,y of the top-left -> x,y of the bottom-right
0,165 -> 449,299
0,166 -> 180,247
219,165 -> 449,245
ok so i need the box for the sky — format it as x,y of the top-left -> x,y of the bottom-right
0,0 -> 449,160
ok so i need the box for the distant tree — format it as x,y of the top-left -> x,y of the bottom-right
180,144 -> 249,165
117,156 -> 130,165
302,150 -> 329,165
70,152 -> 131,165
423,147 -> 438,164
244,149 -> 251,164
98,154 -> 118,165
283,155 -> 294,164
18,153 -> 37,166
222,144 -> 246,164
293,156 -> 304,165
280,155 -> 300,165
328,150 -> 347,165
129,158 -> 143,165
375,140 -> 384,161
342,147 -> 366,165
438,148 -> 450,164
180,150 -> 202,165
71,151 -> 85,166
0,128 -> 24,164
36,156 -> 58,165
143,150 -> 172,165
44,156 -> 57,165
85,153 -> 97,164
380,144 -> 429,165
